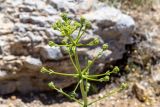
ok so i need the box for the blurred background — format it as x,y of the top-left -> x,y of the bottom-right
0,0 -> 160,107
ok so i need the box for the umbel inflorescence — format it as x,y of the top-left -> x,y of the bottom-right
41,13 -> 127,107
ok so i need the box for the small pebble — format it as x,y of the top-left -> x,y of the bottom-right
10,96 -> 16,100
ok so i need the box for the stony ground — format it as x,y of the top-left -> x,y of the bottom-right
0,1 -> 160,107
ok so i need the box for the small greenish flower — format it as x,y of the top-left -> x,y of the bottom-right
62,37 -> 68,44
87,38 -> 99,46
61,13 -> 68,22
40,67 -> 49,73
74,21 -> 81,29
102,44 -> 108,51
112,66 -> 120,74
48,41 -> 57,47
85,20 -> 91,29
88,60 -> 92,65
70,91 -> 78,98
53,20 -> 62,30
105,71 -> 110,75
48,82 -> 56,89
86,82 -> 91,92
80,17 -> 86,24
93,38 -> 99,45
120,83 -> 128,89
99,76 -> 110,82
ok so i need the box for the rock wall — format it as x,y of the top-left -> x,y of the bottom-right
0,0 -> 135,94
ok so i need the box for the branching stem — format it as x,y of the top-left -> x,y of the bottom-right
48,69 -> 78,77
42,14 -> 126,107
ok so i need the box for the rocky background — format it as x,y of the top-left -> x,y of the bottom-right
0,0 -> 135,94
0,0 -> 159,107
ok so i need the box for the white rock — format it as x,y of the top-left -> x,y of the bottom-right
40,45 -> 63,61
23,56 -> 42,71
151,64 -> 160,83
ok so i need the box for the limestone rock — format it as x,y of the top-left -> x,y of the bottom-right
24,32 -> 43,43
85,9 -> 134,44
3,55 -> 16,61
0,58 -> 23,72
20,14 -> 47,27
76,0 -> 98,12
6,0 -> 23,6
83,6 -> 135,61
13,23 -> 28,33
151,64 -> 160,83
19,5 -> 35,12
40,46 -> 63,61
10,41 -> 29,56
0,0 -> 136,94
42,5 -> 58,15
23,56 -> 42,71
0,81 -> 16,94
0,13 -> 14,30
0,70 -> 7,77
47,0 -> 77,12
0,46 -> 2,54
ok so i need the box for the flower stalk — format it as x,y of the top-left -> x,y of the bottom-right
41,13 -> 127,107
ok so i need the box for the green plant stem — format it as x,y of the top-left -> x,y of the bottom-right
53,86 -> 83,105
74,49 -> 81,74
77,44 -> 98,47
83,76 -> 102,82
54,44 -> 70,47
74,49 -> 88,107
82,50 -> 103,74
76,29 -> 85,43
69,51 -> 79,73
48,69 -> 78,77
85,79 -> 88,96
87,71 -> 110,78
75,26 -> 83,43
80,79 -> 88,107
46,14 -> 126,107
73,79 -> 82,92
67,35 -> 75,44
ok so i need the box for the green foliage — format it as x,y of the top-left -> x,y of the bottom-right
40,13 -> 127,107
